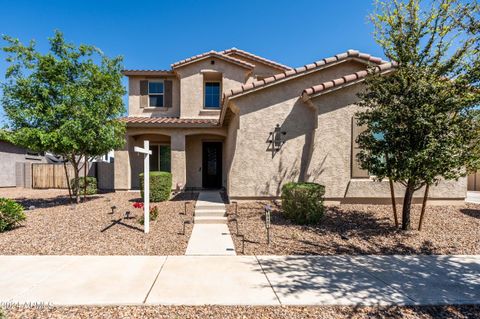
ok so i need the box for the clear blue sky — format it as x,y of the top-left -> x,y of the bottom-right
0,0 -> 384,125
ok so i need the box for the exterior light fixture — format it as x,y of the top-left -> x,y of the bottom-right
268,124 -> 287,156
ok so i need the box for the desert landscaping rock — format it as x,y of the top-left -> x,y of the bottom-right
4,305 -> 480,319
227,201 -> 480,255
0,188 -> 196,255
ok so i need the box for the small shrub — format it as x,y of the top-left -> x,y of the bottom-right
281,182 -> 325,225
138,206 -> 159,225
71,176 -> 97,195
139,171 -> 172,202
0,198 -> 26,232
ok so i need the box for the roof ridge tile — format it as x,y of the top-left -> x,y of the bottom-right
302,62 -> 397,98
223,50 -> 389,100
171,50 -> 254,69
219,48 -> 292,70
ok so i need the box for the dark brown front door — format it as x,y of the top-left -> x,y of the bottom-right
202,142 -> 222,189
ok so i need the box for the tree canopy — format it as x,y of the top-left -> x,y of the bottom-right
357,0 -> 480,230
1,30 -> 126,202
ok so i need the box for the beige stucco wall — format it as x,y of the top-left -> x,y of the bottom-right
128,76 -> 180,117
175,58 -> 251,119
226,60 -> 466,200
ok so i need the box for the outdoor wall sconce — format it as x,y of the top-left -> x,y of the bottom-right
268,124 -> 287,156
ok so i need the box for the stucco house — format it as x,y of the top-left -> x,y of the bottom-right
114,48 -> 466,202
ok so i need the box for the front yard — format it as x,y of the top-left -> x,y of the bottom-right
0,188 -> 195,255
227,201 -> 480,255
1,188 -> 479,256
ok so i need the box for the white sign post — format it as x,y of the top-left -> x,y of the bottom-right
134,140 -> 152,234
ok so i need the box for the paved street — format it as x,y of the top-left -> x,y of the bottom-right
0,255 -> 478,306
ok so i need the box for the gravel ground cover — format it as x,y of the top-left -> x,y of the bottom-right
3,305 -> 480,319
227,201 -> 480,255
0,188 -> 196,255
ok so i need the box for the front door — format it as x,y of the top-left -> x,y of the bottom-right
202,142 -> 222,189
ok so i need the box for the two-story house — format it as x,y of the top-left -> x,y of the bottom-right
115,48 -> 466,202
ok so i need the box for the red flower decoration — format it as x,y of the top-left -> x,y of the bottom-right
133,202 -> 144,209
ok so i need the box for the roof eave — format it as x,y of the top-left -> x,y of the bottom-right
122,70 -> 176,77
126,122 -> 220,128
303,68 -> 396,101
171,53 -> 254,70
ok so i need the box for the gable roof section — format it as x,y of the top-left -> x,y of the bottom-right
222,50 -> 388,101
171,50 -> 255,70
301,62 -> 397,100
220,48 -> 292,71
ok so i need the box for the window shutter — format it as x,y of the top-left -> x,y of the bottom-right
351,117 -> 370,178
164,80 -> 173,108
140,80 -> 148,108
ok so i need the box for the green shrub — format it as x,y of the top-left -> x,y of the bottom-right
140,171 -> 172,202
281,182 -> 325,224
0,198 -> 26,232
71,176 -> 97,196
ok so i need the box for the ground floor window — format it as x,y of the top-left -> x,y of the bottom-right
149,144 -> 171,172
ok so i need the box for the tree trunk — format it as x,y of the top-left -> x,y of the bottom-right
63,160 -> 73,203
83,156 -> 87,203
389,177 -> 399,228
71,159 -> 80,204
418,184 -> 430,231
401,181 -> 416,230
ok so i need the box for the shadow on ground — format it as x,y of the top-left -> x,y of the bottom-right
14,195 -> 103,209
256,255 -> 480,306
460,207 -> 480,219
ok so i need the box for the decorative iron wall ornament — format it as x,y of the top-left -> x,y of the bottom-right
267,124 -> 286,157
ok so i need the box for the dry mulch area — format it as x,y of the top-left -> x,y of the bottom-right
3,305 -> 480,319
227,201 -> 480,255
0,188 -> 196,255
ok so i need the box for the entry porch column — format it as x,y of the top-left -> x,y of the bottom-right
171,132 -> 186,190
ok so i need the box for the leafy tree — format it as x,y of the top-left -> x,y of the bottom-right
1,31 -> 126,202
357,0 -> 480,230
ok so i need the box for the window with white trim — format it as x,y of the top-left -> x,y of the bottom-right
148,81 -> 164,107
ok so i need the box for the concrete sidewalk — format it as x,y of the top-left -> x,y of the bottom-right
0,255 -> 478,306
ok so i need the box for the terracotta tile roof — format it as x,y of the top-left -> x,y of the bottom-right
301,62 -> 397,99
220,48 -> 292,71
222,50 -> 389,100
122,70 -> 175,76
120,117 -> 219,126
171,50 -> 255,70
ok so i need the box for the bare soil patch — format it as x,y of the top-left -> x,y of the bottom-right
3,305 -> 480,319
227,201 -> 480,255
0,188 -> 196,255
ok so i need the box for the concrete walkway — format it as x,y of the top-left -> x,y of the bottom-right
185,192 -> 235,256
0,255 -> 479,306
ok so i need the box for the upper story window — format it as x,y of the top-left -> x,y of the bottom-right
148,81 -> 164,107
204,82 -> 221,108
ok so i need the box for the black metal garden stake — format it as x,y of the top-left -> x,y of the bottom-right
265,205 -> 271,245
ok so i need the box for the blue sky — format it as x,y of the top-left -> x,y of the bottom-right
0,0 -> 383,125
